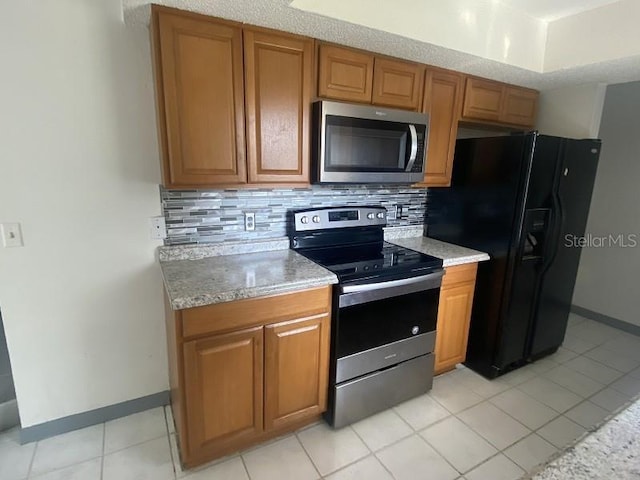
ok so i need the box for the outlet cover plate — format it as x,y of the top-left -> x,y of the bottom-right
150,216 -> 167,240
1,223 -> 24,247
245,212 -> 255,231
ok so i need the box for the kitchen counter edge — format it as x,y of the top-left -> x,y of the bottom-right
389,236 -> 490,267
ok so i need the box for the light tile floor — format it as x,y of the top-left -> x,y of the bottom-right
2,314 -> 640,480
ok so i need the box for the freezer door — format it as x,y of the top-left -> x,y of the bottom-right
530,139 -> 601,357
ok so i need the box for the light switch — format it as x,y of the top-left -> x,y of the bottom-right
1,223 -> 24,247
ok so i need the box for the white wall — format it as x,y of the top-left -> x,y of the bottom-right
290,0 -> 546,72
0,0 -> 167,427
536,83 -> 607,138
545,0 -> 640,72
573,81 -> 640,326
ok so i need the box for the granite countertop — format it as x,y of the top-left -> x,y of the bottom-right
159,227 -> 487,310
161,249 -> 338,310
389,236 -> 490,267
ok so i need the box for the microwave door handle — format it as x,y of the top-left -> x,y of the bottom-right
405,124 -> 418,172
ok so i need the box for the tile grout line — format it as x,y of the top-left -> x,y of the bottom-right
163,406 -> 178,479
26,439 -> 38,479
347,421 -> 399,479
292,430 -> 324,480
238,454 -> 252,480
452,404 -> 536,453
419,429 -> 479,477
100,422 -> 106,480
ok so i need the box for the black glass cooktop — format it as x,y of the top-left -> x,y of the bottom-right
297,241 -> 443,284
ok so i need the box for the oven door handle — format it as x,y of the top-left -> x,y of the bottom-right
339,270 -> 444,308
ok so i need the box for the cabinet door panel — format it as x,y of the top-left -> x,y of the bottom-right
462,77 -> 503,122
318,44 -> 374,103
264,314 -> 330,430
156,12 -> 246,186
421,69 -> 463,186
183,327 -> 263,454
435,282 -> 476,375
372,58 -> 425,110
244,30 -> 312,184
502,87 -> 539,127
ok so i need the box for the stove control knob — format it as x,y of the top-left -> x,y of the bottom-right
411,326 -> 420,335
377,212 -> 385,219
312,215 -> 320,223
367,213 -> 375,220
300,216 -> 309,224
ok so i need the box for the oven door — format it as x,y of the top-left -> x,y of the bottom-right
315,101 -> 428,183
334,270 -> 442,383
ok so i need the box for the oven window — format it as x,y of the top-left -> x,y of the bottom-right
325,116 -> 408,171
336,288 -> 439,358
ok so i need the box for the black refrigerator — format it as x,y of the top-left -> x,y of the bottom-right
428,132 -> 601,378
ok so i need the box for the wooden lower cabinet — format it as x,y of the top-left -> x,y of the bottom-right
264,313 -> 330,429
434,263 -> 478,375
183,326 -> 263,454
166,286 -> 332,468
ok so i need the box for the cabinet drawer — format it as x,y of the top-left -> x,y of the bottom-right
441,263 -> 478,288
182,286 -> 331,338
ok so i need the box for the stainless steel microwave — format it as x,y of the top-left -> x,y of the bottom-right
312,101 -> 429,184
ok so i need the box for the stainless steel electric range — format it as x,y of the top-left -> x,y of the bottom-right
289,206 -> 444,428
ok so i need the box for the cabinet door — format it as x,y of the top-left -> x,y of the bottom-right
318,44 -> 374,103
421,69 -> 463,186
434,263 -> 478,375
372,58 -> 425,110
183,326 -> 263,455
502,86 -> 539,127
461,77 -> 504,122
244,30 -> 313,184
155,10 -> 246,186
264,313 -> 330,430
434,282 -> 476,374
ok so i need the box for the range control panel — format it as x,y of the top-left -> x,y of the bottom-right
293,206 -> 387,232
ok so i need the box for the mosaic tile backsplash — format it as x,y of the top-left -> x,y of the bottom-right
161,185 -> 428,245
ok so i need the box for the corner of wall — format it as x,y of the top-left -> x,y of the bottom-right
589,83 -> 608,137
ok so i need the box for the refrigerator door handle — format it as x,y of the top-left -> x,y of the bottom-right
542,189 -> 564,274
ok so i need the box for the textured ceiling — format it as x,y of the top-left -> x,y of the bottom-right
496,0 -> 623,21
122,0 -> 640,90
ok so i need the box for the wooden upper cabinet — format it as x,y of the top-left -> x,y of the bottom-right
244,29 -> 313,184
421,69 -> 463,186
372,58 -> 425,111
183,326 -> 263,454
462,76 -> 539,127
153,9 -> 247,186
318,44 -> 374,103
502,86 -> 539,127
264,313 -> 330,430
461,77 -> 503,122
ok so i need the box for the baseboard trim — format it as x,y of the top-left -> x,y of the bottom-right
20,390 -> 169,444
571,305 -> 640,336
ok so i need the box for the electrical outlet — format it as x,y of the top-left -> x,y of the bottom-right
1,223 -> 24,247
244,212 -> 256,231
149,216 -> 167,240
387,205 -> 398,220
396,205 -> 404,219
